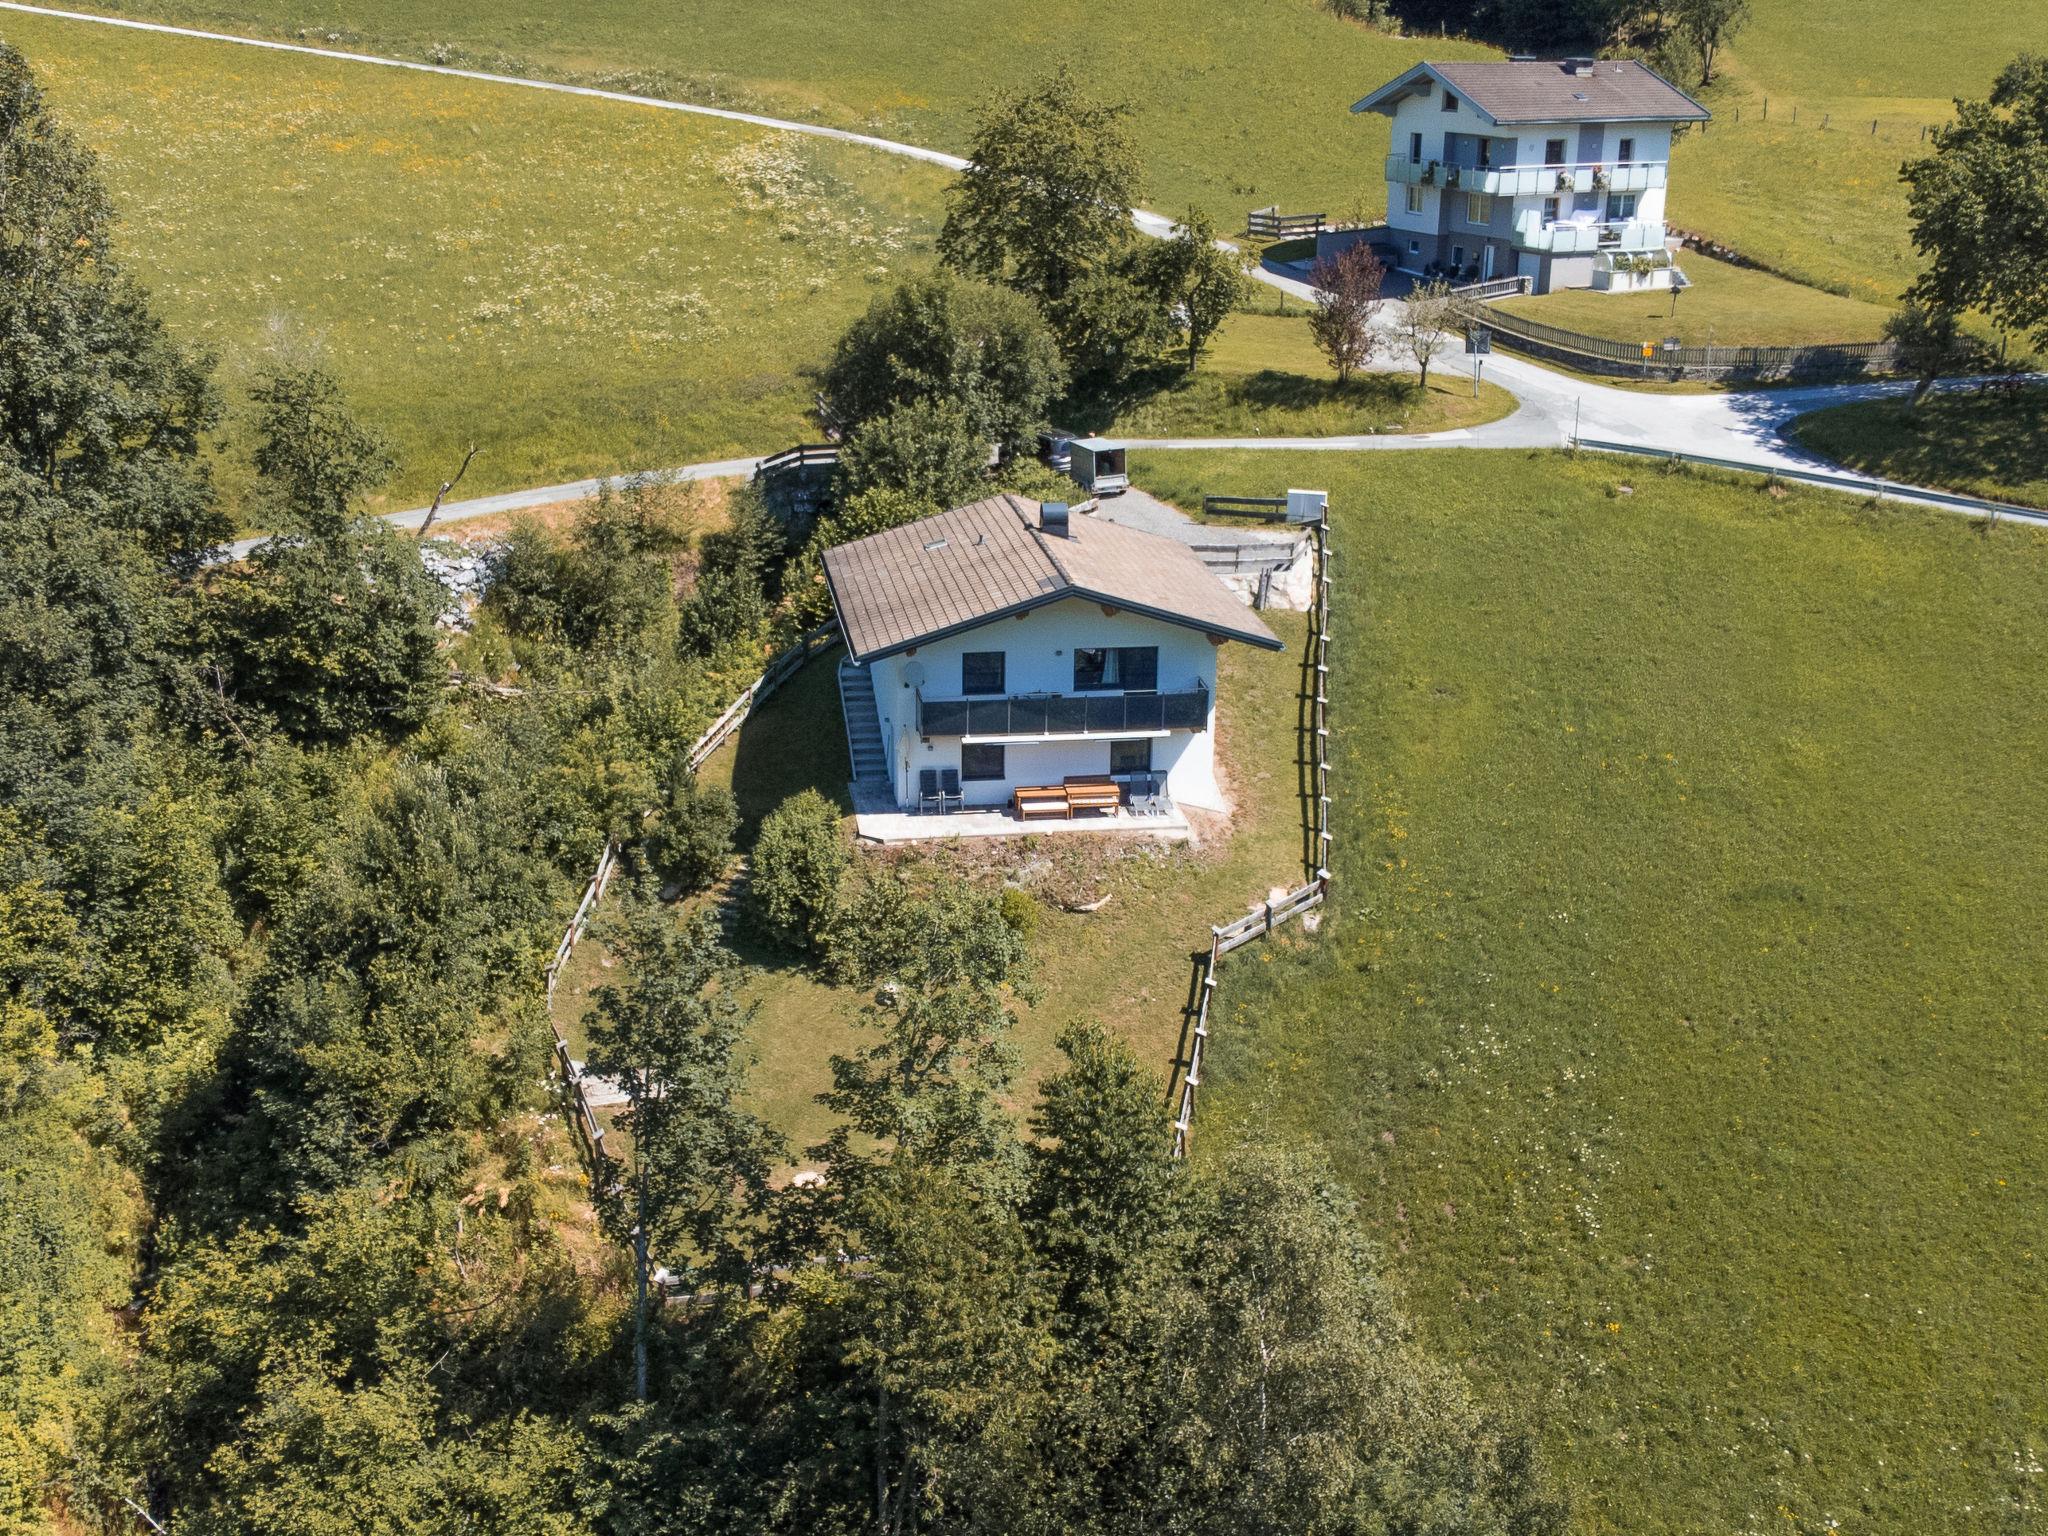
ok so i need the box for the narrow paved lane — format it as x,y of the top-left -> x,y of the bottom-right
13,1 -> 2036,536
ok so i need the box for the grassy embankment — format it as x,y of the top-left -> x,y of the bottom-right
1077,311 -> 1516,438
1793,388 -> 2048,509
1133,445 -> 2048,1536
1495,250 -> 1895,348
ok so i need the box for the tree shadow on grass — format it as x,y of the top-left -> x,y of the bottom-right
719,645 -> 854,839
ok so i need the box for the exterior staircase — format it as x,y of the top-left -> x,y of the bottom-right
836,658 -> 890,793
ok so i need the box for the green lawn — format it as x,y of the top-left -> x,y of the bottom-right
1495,252 -> 1895,349
1070,311 -> 1516,438
5,9 -> 946,514
1792,388 -> 2048,510
1133,445 -> 2048,1535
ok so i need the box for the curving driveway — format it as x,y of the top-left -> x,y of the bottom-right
15,1 -> 2035,537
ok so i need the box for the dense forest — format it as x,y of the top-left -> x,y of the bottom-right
0,43 -> 1564,1534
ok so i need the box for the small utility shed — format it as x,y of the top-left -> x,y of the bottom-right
824,494 -> 1281,816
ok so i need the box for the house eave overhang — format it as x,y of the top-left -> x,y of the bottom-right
1351,63 -> 1493,122
830,585 -> 1284,667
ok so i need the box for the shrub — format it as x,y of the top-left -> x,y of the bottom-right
746,789 -> 848,953
998,886 -> 1039,940
834,397 -> 989,508
653,768 -> 739,894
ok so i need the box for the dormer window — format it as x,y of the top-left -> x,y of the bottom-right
1442,91 -> 1459,112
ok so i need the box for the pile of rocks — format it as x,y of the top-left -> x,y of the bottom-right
417,540 -> 501,630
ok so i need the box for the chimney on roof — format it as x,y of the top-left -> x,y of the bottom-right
1040,501 -> 1070,537
1563,56 -> 1596,76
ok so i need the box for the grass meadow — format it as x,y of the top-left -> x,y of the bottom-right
51,0 -> 2024,335
1497,251 -> 1896,349
1793,389 -> 2048,511
1134,446 -> 2048,1534
4,9 -> 948,513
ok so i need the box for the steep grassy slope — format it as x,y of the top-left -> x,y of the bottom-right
3,8 -> 948,511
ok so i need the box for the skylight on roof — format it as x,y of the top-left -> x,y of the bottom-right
923,538 -> 948,552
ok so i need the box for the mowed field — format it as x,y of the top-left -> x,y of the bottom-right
2,9 -> 948,512
1137,447 -> 2048,1534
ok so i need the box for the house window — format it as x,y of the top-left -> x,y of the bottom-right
1545,137 -> 1567,165
1073,646 -> 1158,692
1616,136 -> 1635,164
1109,739 -> 1153,775
960,650 -> 1005,695
1405,183 -> 1425,215
1442,91 -> 1459,113
1466,192 -> 1491,225
1476,137 -> 1493,168
1606,192 -> 1638,221
1407,237 -> 1421,255
1408,130 -> 1422,163
1542,196 -> 1560,224
1450,244 -> 1466,269
960,743 -> 1005,781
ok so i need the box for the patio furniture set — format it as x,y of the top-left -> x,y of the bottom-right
914,770 -> 1170,821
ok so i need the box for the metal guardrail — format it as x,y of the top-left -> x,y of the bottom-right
1450,275 -> 1532,301
1570,437 -> 2048,526
1475,302 -> 1899,374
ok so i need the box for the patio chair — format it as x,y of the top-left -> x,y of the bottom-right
918,768 -> 944,814
937,768 -> 964,812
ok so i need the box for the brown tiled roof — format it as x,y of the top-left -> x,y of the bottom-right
823,493 -> 1283,662
1358,58 -> 1709,125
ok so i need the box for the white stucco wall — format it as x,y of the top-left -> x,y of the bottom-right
865,598 -> 1234,813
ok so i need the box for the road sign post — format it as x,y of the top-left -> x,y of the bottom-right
1464,327 -> 1491,398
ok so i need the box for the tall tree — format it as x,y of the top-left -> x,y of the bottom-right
1902,54 -> 2048,355
217,370 -> 442,743
820,273 -> 1068,458
814,879 -> 1031,1192
248,366 -> 395,535
1670,0 -> 1750,84
937,66 -> 1143,310
0,43 -> 224,565
1307,243 -> 1387,386
586,894 -> 783,1400
1145,210 -> 1249,372
832,397 -> 990,511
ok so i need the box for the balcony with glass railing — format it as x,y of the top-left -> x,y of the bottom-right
916,686 -> 1210,740
1510,210 -> 1669,255
1384,154 -> 1666,199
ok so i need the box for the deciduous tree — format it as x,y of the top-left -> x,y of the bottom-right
1902,53 -> 2048,355
1400,276 -> 1461,393
1145,209 -> 1249,372
1307,243 -> 1387,385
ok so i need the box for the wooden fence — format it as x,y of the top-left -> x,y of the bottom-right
544,839 -> 622,1177
549,621 -> 839,1202
685,622 -> 840,774
752,443 -> 839,482
1469,300 -> 1899,378
1170,509 -> 1332,1158
1246,206 -> 1326,241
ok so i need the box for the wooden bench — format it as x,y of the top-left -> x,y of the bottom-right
1063,775 -> 1123,815
1013,785 -> 1071,820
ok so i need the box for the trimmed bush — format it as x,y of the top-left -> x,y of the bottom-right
746,789 -> 848,953
653,769 -> 739,894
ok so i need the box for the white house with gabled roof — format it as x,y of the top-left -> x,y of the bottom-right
1352,57 -> 1709,294
822,493 -> 1283,835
